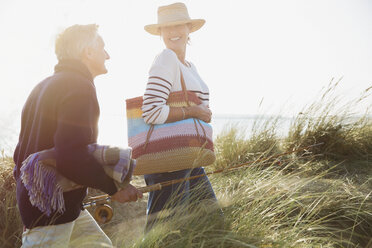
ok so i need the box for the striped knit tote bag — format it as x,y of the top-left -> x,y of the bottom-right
126,72 -> 215,175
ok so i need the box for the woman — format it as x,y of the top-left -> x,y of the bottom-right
142,2 -> 221,231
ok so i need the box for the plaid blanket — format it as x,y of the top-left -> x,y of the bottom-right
20,144 -> 135,216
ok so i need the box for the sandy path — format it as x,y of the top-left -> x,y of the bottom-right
86,176 -> 148,246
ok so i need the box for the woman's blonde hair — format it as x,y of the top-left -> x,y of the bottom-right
55,24 -> 99,61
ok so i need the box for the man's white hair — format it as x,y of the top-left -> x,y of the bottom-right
55,24 -> 99,61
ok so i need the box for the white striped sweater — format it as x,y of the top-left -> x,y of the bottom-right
142,49 -> 210,124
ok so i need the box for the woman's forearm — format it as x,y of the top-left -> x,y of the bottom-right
165,106 -> 194,123
165,105 -> 211,123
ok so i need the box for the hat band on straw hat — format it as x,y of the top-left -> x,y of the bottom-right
158,11 -> 190,24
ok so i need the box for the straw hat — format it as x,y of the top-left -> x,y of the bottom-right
144,2 -> 205,36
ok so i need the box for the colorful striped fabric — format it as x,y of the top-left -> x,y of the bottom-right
126,91 -> 215,175
20,144 -> 135,216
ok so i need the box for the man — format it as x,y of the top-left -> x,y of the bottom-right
13,24 -> 142,247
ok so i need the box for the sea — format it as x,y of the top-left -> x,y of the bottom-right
0,114 -> 293,157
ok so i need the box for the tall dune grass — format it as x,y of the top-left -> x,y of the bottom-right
125,82 -> 372,247
285,79 -> 371,161
125,159 -> 371,247
1,81 -> 371,247
0,154 -> 22,248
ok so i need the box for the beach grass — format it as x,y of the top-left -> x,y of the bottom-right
0,155 -> 22,247
0,81 -> 371,247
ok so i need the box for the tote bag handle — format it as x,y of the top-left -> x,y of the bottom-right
180,70 -> 208,145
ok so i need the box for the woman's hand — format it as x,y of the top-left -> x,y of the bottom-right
187,104 -> 212,123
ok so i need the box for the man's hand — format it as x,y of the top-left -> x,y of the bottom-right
111,184 -> 143,203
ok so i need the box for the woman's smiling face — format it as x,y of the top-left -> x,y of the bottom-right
160,23 -> 191,54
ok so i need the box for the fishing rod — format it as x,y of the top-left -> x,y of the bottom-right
84,143 -> 323,223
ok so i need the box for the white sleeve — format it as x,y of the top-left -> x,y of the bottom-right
141,49 -> 179,124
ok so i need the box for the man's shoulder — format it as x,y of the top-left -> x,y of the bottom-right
27,71 -> 95,104
48,70 -> 95,94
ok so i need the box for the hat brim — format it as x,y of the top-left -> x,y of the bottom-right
144,19 -> 205,36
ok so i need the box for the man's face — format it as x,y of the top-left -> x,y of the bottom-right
87,35 -> 110,77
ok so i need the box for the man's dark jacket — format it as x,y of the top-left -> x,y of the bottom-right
13,59 -> 117,228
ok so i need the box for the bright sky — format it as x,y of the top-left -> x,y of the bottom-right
0,0 -> 371,151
